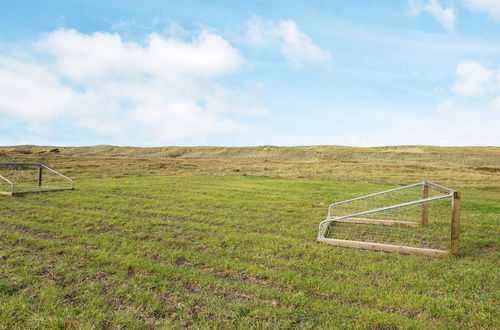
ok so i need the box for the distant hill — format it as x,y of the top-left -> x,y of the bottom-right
1,145 -> 499,187
1,144 -> 499,164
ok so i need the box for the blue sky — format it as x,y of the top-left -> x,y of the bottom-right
1,0 -> 499,146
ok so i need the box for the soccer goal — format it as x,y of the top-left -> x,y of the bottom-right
0,162 -> 74,196
318,182 -> 460,256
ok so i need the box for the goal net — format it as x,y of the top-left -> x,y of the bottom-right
318,182 -> 460,256
0,163 -> 74,195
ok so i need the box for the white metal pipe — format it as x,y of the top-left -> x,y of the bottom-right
0,175 -> 14,193
425,181 -> 454,194
327,182 -> 424,217
320,193 -> 453,234
40,164 -> 74,188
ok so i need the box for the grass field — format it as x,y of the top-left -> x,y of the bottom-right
1,145 -> 499,328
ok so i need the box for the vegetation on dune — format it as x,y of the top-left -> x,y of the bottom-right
1,145 -> 500,188
0,145 -> 499,328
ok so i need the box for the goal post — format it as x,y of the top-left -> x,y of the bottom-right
318,182 -> 460,256
0,162 -> 74,196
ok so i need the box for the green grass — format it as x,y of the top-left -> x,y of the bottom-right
1,174 -> 499,328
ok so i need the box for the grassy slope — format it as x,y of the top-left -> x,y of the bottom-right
0,145 -> 499,328
2,145 -> 500,187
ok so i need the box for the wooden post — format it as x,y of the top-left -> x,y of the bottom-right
422,183 -> 429,226
38,165 -> 43,187
450,191 -> 461,255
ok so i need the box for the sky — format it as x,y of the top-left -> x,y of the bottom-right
0,0 -> 499,147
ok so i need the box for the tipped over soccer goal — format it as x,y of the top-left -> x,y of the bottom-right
0,162 -> 74,196
318,182 -> 460,256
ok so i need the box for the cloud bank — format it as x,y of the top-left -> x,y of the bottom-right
0,29 -> 267,144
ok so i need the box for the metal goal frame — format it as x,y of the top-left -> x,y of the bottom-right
318,181 -> 461,256
0,162 -> 74,196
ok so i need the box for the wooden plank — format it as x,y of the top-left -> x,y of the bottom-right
451,191 -> 461,254
422,183 -> 429,226
11,188 -> 74,196
318,238 -> 450,256
334,217 -> 421,227
0,162 -> 40,166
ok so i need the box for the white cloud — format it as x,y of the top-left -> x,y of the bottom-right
0,55 -> 83,120
436,99 -> 483,133
488,96 -> 500,113
463,0 -> 500,19
333,100 -> 500,146
408,0 -> 456,32
452,61 -> 498,97
0,29 -> 267,144
339,59 -> 500,146
425,0 -> 456,31
246,18 -> 329,65
437,60 -> 500,144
